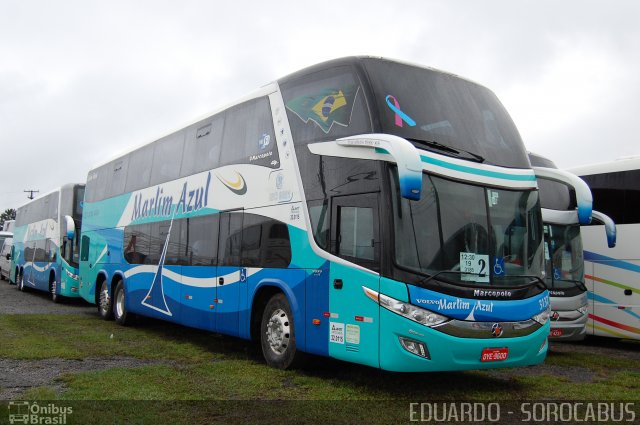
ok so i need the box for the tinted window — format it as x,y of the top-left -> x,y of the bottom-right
582,169 -> 640,225
188,215 -> 218,266
107,158 -> 128,198
338,206 -> 374,261
242,214 -> 292,268
150,131 -> 185,185
181,115 -> 224,177
537,178 -> 574,211
124,224 -> 151,264
218,213 -> 243,266
281,66 -> 371,145
125,145 -> 153,192
363,58 -> 529,168
81,235 -> 90,262
220,97 -> 279,168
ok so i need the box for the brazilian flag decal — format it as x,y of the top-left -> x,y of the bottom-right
286,85 -> 360,133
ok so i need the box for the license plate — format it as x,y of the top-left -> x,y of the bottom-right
480,347 -> 509,362
550,328 -> 564,337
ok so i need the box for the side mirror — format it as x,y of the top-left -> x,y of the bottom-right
308,134 -> 423,200
64,215 -> 76,241
533,167 -> 593,225
591,210 -> 617,248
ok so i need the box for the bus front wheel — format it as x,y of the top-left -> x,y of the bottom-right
260,293 -> 300,369
18,273 -> 25,292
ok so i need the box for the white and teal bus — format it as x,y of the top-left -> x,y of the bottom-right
79,57 -> 550,371
570,157 -> 640,340
529,152 -> 616,341
12,184 -> 85,302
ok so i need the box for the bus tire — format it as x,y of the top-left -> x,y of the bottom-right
260,293 -> 300,369
18,272 -> 25,292
50,279 -> 61,303
98,279 -> 114,320
113,281 -> 132,326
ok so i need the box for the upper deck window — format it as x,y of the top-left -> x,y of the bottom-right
363,58 -> 529,168
281,66 -> 372,144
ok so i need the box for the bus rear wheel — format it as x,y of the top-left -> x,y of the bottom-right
260,293 -> 301,369
98,280 -> 114,320
50,280 -> 61,303
18,273 -> 25,292
113,281 -> 132,326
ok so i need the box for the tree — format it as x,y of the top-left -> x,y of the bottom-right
0,208 -> 16,229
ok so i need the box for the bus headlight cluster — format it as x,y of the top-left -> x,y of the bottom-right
362,286 -> 449,327
532,307 -> 551,325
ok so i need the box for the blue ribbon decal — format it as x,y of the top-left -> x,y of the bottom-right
386,95 -> 416,127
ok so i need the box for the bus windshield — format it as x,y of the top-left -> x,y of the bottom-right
543,223 -> 584,289
391,170 -> 544,287
363,58 -> 529,168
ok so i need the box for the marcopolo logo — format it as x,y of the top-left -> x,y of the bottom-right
8,401 -> 73,424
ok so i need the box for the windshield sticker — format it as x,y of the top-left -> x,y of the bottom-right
460,252 -> 489,282
286,86 -> 359,133
385,95 -> 416,127
493,257 -> 505,276
487,190 -> 499,207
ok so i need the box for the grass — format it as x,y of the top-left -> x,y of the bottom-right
1,314 -> 638,424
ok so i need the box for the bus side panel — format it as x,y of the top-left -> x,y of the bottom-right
328,262 -> 380,368
304,262 -> 330,356
583,225 -> 640,340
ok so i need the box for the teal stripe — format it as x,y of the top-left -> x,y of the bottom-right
374,148 -> 535,182
420,155 -> 536,181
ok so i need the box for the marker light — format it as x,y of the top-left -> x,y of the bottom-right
363,286 -> 449,327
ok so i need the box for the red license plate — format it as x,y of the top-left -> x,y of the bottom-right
480,347 -> 509,362
550,328 -> 564,337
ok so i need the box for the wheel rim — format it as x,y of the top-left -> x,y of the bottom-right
116,288 -> 125,318
265,308 -> 290,355
51,281 -> 57,299
99,282 -> 110,314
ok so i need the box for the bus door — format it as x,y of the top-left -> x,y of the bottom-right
328,193 -> 381,368
180,215 -> 218,332
216,211 -> 243,336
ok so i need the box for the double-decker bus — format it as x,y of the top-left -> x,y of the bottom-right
79,57 -> 550,371
529,152 -> 616,341
569,157 -> 640,340
12,184 -> 85,302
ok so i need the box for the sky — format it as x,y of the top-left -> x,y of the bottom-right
1,0 -> 638,214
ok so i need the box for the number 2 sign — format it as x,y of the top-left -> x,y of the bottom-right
460,252 -> 490,282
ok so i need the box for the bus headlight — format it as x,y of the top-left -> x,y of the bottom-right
532,307 -> 551,325
363,286 -> 449,327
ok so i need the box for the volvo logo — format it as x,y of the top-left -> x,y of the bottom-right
491,323 -> 504,338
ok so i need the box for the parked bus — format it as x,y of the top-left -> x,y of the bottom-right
529,152 -> 616,341
79,57 -> 550,371
569,157 -> 640,340
0,229 -> 13,282
12,184 -> 85,302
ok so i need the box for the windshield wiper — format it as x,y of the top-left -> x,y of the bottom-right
407,138 -> 485,163
418,270 -> 486,286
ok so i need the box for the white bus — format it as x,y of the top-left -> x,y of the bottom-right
570,157 -> 640,340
